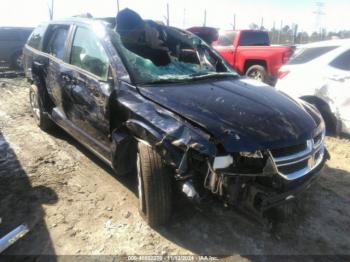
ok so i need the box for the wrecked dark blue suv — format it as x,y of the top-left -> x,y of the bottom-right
23,18 -> 329,226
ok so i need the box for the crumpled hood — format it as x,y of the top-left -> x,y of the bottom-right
138,78 -> 321,152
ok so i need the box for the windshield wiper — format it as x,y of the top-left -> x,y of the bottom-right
189,72 -> 238,80
137,73 -> 238,85
137,79 -> 184,85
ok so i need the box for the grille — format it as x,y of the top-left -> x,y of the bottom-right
271,129 -> 326,181
277,159 -> 309,174
270,143 -> 306,158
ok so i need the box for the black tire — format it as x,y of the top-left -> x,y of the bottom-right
137,143 -> 172,227
246,65 -> 267,82
29,85 -> 54,131
10,51 -> 23,70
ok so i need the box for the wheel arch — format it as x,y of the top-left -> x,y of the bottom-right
29,67 -> 54,113
244,59 -> 267,74
110,118 -> 180,176
300,95 -> 339,134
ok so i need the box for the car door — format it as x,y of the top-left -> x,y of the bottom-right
62,25 -> 112,151
43,24 -> 71,112
325,49 -> 350,132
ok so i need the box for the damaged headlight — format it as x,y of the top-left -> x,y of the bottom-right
213,155 -> 234,170
212,151 -> 264,170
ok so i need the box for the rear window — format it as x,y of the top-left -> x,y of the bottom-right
27,25 -> 46,50
217,32 -> 235,46
288,46 -> 338,65
44,25 -> 69,60
239,31 -> 269,46
329,49 -> 350,71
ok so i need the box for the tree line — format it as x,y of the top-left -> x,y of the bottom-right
248,23 -> 350,45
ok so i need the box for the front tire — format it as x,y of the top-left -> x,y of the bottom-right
137,143 -> 172,227
29,85 -> 54,131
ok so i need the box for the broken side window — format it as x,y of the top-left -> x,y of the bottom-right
44,25 -> 69,60
27,24 -> 47,50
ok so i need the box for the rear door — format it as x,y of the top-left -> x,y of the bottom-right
62,25 -> 112,151
43,24 -> 71,111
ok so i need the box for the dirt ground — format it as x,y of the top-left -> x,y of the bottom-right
0,76 -> 350,260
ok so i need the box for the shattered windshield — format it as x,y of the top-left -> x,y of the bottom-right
109,25 -> 237,84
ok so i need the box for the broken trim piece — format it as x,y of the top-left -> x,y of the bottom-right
0,224 -> 29,254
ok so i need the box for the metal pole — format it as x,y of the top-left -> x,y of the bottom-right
233,14 -> 236,30
203,9 -> 207,26
51,0 -> 54,20
48,0 -> 54,20
277,20 -> 283,44
117,0 -> 120,12
183,8 -> 186,28
167,3 -> 170,26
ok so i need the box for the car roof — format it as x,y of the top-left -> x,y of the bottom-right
0,27 -> 34,31
45,17 -> 109,28
222,29 -> 268,33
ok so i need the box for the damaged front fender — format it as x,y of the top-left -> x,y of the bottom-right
113,81 -> 217,174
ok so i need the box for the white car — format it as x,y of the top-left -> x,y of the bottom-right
275,39 -> 350,135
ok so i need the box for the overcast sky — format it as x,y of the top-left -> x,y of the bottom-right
0,0 -> 349,33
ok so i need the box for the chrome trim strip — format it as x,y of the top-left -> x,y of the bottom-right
276,154 -> 311,167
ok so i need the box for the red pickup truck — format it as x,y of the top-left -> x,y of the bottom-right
187,28 -> 293,84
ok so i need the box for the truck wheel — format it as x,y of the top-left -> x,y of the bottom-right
29,85 -> 54,131
246,65 -> 267,82
137,143 -> 172,227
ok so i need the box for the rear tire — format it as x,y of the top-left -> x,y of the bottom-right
29,85 -> 54,131
246,65 -> 267,83
137,143 -> 172,227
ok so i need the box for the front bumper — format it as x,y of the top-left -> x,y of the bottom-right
257,147 -> 329,211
